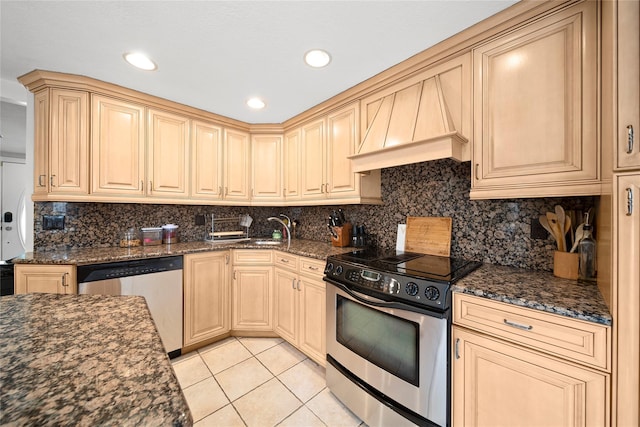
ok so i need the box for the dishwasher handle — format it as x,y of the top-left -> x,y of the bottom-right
77,256 -> 183,283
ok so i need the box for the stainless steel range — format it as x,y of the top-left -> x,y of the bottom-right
323,249 -> 481,427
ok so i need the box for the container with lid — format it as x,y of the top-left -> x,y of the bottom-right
162,224 -> 179,244
120,228 -> 141,248
141,227 -> 162,246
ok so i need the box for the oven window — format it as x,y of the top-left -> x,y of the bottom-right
336,295 -> 419,386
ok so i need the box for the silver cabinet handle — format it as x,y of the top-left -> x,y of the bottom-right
141,180 -> 144,192
38,174 -> 46,187
627,125 -> 635,154
455,338 -> 460,359
225,187 -> 228,196
282,188 -> 286,197
62,273 -> 68,288
233,270 -> 237,280
292,278 -> 296,290
307,266 -> 319,271
297,279 -> 301,291
475,163 -> 480,180
150,181 -> 153,192
626,188 -> 634,216
503,319 -> 533,331
280,258 -> 289,263
320,183 -> 325,193
225,254 -> 230,265
218,186 -> 222,196
326,182 -> 330,194
50,175 -> 56,187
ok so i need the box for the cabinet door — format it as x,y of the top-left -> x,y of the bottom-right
327,103 -> 359,199
183,252 -> 230,347
33,90 -> 50,195
298,275 -> 326,366
614,173 -> 640,426
301,118 -> 326,199
91,95 -> 145,195
283,129 -> 301,200
232,266 -> 273,331
224,129 -> 251,202
452,326 -> 609,427
616,0 -> 640,170
191,120 -> 223,200
147,109 -> 189,198
49,89 -> 89,195
14,264 -> 76,294
251,134 -> 283,202
273,267 -> 298,344
472,2 -> 599,198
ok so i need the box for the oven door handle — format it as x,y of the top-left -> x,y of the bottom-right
325,278 -> 446,318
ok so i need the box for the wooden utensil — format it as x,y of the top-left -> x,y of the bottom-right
570,223 -> 585,253
555,205 -> 566,238
404,216 -> 452,257
539,215 -> 555,241
546,212 -> 565,251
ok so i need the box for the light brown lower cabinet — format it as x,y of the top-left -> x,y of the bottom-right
273,253 -> 326,366
232,250 -> 274,331
452,326 -> 609,427
183,251 -> 231,347
14,264 -> 76,294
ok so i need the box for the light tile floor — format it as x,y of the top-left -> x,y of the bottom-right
171,337 -> 366,427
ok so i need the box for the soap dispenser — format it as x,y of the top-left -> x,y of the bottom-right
578,213 -> 596,284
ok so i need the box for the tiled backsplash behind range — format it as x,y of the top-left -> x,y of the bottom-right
35,159 -> 596,271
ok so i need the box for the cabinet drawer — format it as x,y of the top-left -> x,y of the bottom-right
274,252 -> 298,271
232,249 -> 273,265
453,293 -> 611,371
299,257 -> 325,279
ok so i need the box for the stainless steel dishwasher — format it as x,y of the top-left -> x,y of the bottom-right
77,256 -> 183,358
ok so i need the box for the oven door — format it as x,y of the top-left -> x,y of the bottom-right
326,279 -> 448,427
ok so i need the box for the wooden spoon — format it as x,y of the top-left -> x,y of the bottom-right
539,215 -> 556,243
570,223 -> 585,253
546,212 -> 565,251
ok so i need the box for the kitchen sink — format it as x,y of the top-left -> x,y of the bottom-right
253,239 -> 282,245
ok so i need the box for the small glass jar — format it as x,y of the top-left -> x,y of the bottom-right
272,230 -> 282,240
120,228 -> 141,248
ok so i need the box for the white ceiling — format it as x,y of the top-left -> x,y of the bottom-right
0,0 -> 517,124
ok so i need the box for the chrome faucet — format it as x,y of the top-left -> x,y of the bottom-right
267,216 -> 291,250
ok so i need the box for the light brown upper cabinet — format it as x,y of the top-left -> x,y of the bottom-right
301,118 -> 326,200
147,108 -> 190,198
251,134 -> 283,204
32,88 -> 89,199
352,54 -> 471,172
615,0 -> 640,171
91,94 -> 146,196
222,129 -> 251,203
326,103 -> 360,200
190,120 -> 224,200
471,1 -> 599,199
283,129 -> 302,201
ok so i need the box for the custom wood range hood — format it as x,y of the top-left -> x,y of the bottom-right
349,54 -> 471,173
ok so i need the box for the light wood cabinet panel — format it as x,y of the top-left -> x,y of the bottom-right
471,1 -> 600,199
452,326 -> 609,427
232,249 -> 273,265
14,264 -> 76,294
298,275 -> 326,366
251,134 -> 282,202
614,173 -> 640,426
191,120 -> 223,200
49,89 -> 89,194
453,293 -> 611,371
274,267 -> 298,344
183,251 -> 230,347
33,90 -> 50,196
616,0 -> 640,170
283,129 -> 301,201
32,89 -> 89,197
301,118 -> 326,199
147,109 -> 189,198
224,129 -> 251,202
327,103 -> 359,198
232,265 -> 273,331
91,95 -> 145,195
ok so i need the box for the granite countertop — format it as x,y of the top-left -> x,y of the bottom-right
0,293 -> 192,426
452,263 -> 612,326
12,238 -> 355,265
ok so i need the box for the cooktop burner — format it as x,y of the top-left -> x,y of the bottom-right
332,249 -> 481,283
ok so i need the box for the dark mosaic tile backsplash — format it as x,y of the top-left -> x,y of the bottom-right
34,159 -> 596,271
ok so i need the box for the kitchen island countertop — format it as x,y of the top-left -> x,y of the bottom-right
11,238 -> 353,265
0,293 -> 192,426
453,263 -> 612,326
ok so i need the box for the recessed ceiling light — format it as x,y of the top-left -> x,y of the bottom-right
247,97 -> 266,109
304,49 -> 331,68
123,52 -> 157,71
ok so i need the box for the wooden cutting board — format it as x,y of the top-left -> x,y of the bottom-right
404,216 -> 452,257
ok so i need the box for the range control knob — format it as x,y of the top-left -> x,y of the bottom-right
387,278 -> 400,294
335,265 -> 344,275
405,282 -> 419,296
424,286 -> 440,301
324,263 -> 334,274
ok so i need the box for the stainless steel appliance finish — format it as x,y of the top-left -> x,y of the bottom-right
77,256 -> 183,357
324,249 -> 481,427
